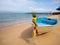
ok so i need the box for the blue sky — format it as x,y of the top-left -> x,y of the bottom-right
0,0 -> 60,12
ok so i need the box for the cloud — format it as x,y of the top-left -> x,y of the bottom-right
29,7 -> 45,12
0,0 -> 47,12
0,0 -> 38,12
0,0 -> 16,11
0,0 -> 59,12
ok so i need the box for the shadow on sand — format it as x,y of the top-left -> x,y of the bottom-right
37,32 -> 49,36
20,27 -> 50,44
20,27 -> 33,43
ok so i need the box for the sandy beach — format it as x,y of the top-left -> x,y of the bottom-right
0,15 -> 60,45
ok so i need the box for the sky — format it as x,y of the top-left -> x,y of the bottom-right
0,0 -> 60,12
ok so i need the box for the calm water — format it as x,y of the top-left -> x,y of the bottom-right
0,13 -> 51,27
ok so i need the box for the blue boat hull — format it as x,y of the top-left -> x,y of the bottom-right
37,18 -> 58,25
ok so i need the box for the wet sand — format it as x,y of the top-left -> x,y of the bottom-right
0,15 -> 60,45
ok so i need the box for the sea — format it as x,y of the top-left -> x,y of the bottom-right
0,13 -> 52,27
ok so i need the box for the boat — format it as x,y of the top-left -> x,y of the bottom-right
37,17 -> 58,25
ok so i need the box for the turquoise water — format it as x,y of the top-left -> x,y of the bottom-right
0,13 -> 51,27
0,13 -> 51,20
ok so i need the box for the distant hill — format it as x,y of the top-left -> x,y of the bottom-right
52,12 -> 60,15
0,11 -> 60,15
0,11 -> 52,14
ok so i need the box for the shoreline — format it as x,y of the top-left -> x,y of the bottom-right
0,20 -> 30,28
